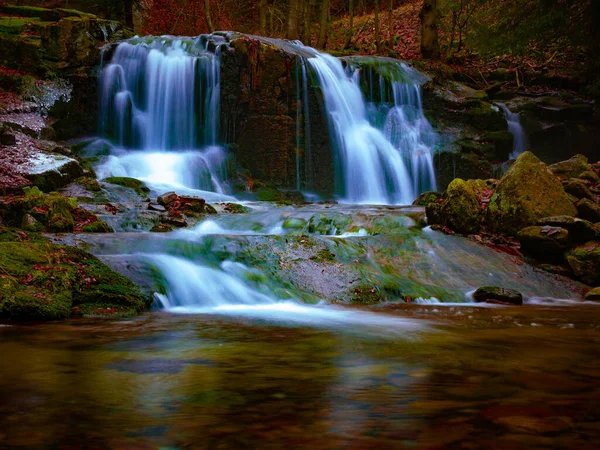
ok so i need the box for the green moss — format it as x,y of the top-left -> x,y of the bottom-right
223,203 -> 251,214
103,177 -> 150,196
76,176 -> 102,192
487,152 -> 577,235
310,248 -> 336,263
349,283 -> 383,305
205,204 -> 218,214
81,220 -> 113,233
0,17 -> 40,35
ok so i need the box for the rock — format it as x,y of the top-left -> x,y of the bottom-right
563,178 -> 594,200
1,132 -> 16,146
158,192 -> 179,206
579,170 -> 599,183
584,287 -> 600,301
282,218 -> 307,230
537,216 -> 597,243
444,179 -> 482,234
205,204 -> 218,214
577,198 -> 600,222
473,286 -> 523,305
566,241 -> 600,285
163,216 -> 188,228
548,154 -> 590,180
148,203 -> 166,212
223,202 -> 250,214
479,130 -> 514,161
21,213 -> 42,232
103,177 -> 150,196
413,191 -> 443,206
517,226 -> 570,262
180,196 -> 206,213
150,224 -> 173,233
487,152 -> 577,235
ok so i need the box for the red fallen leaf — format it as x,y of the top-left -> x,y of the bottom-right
21,273 -> 33,284
84,277 -> 97,288
32,264 -> 51,272
17,231 -> 30,241
33,206 -> 49,214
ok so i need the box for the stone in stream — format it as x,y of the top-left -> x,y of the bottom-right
473,286 -> 523,305
158,192 -> 179,206
566,241 -> 600,285
282,218 -> 307,230
584,287 -> 600,301
517,226 -> 570,262
148,203 -> 166,212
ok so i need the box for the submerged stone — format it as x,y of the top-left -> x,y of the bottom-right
473,286 -> 523,305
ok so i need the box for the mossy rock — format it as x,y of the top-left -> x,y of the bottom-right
473,286 -> 523,305
566,241 -> 600,285
81,220 -> 113,233
223,203 -> 251,214
427,178 -> 481,234
517,226 -> 570,263
308,213 -> 352,235
349,284 -> 383,305
486,152 -> 577,236
0,239 -> 149,321
577,199 -> 600,223
548,154 -> 590,180
479,130 -> 514,161
412,191 -> 443,207
103,177 -> 150,196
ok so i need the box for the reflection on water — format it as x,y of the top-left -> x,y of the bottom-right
1,306 -> 599,449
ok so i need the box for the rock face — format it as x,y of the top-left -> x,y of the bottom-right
473,286 -> 523,305
487,152 -> 577,235
220,34 -> 332,193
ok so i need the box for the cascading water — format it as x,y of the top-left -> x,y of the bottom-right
306,52 -> 415,205
96,36 -> 232,199
347,59 -> 438,196
498,103 -> 526,159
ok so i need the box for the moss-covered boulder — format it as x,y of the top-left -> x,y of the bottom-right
413,191 -> 443,206
103,177 -> 150,196
517,226 -> 570,262
537,216 -> 597,243
549,154 -> 590,180
486,152 -> 577,235
426,178 -> 482,234
584,287 -> 600,301
563,178 -> 594,200
577,198 -> 600,222
566,241 -> 600,285
0,237 -> 149,321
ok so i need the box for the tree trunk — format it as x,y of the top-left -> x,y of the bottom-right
287,0 -> 300,40
204,0 -> 215,33
344,0 -> 354,49
388,0 -> 394,51
302,0 -> 312,45
317,0 -> 329,48
260,0 -> 268,35
123,0 -> 134,30
374,0 -> 381,53
419,0 -> 440,59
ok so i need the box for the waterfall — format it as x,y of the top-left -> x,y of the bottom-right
96,36 -> 230,197
498,103 -> 526,159
347,60 -> 438,196
306,52 -> 415,205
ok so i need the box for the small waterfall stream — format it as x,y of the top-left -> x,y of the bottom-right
498,103 -> 526,159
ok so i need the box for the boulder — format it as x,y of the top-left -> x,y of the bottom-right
563,179 -> 594,200
577,198 -> 600,222
584,287 -> 600,301
21,213 -> 43,232
147,203 -> 166,212
158,192 -> 179,206
548,154 -> 590,180
425,178 -> 482,234
566,241 -> 600,285
537,216 -> 597,243
413,191 -> 443,207
579,170 -> 599,183
486,152 -> 577,235
473,286 -> 523,305
517,226 -> 570,262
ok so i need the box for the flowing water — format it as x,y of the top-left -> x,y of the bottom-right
499,103 -> 527,159
3,34 -> 598,448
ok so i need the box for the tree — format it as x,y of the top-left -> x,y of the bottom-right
374,0 -> 381,53
420,0 -> 440,58
287,0 -> 300,40
317,0 -> 330,48
204,0 -> 215,33
260,0 -> 268,35
302,0 -> 313,45
344,0 -> 354,49
388,0 -> 394,51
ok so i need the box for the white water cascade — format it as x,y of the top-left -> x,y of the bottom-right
348,60 -> 438,196
96,37 -> 232,199
306,53 -> 415,205
498,103 -> 526,159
